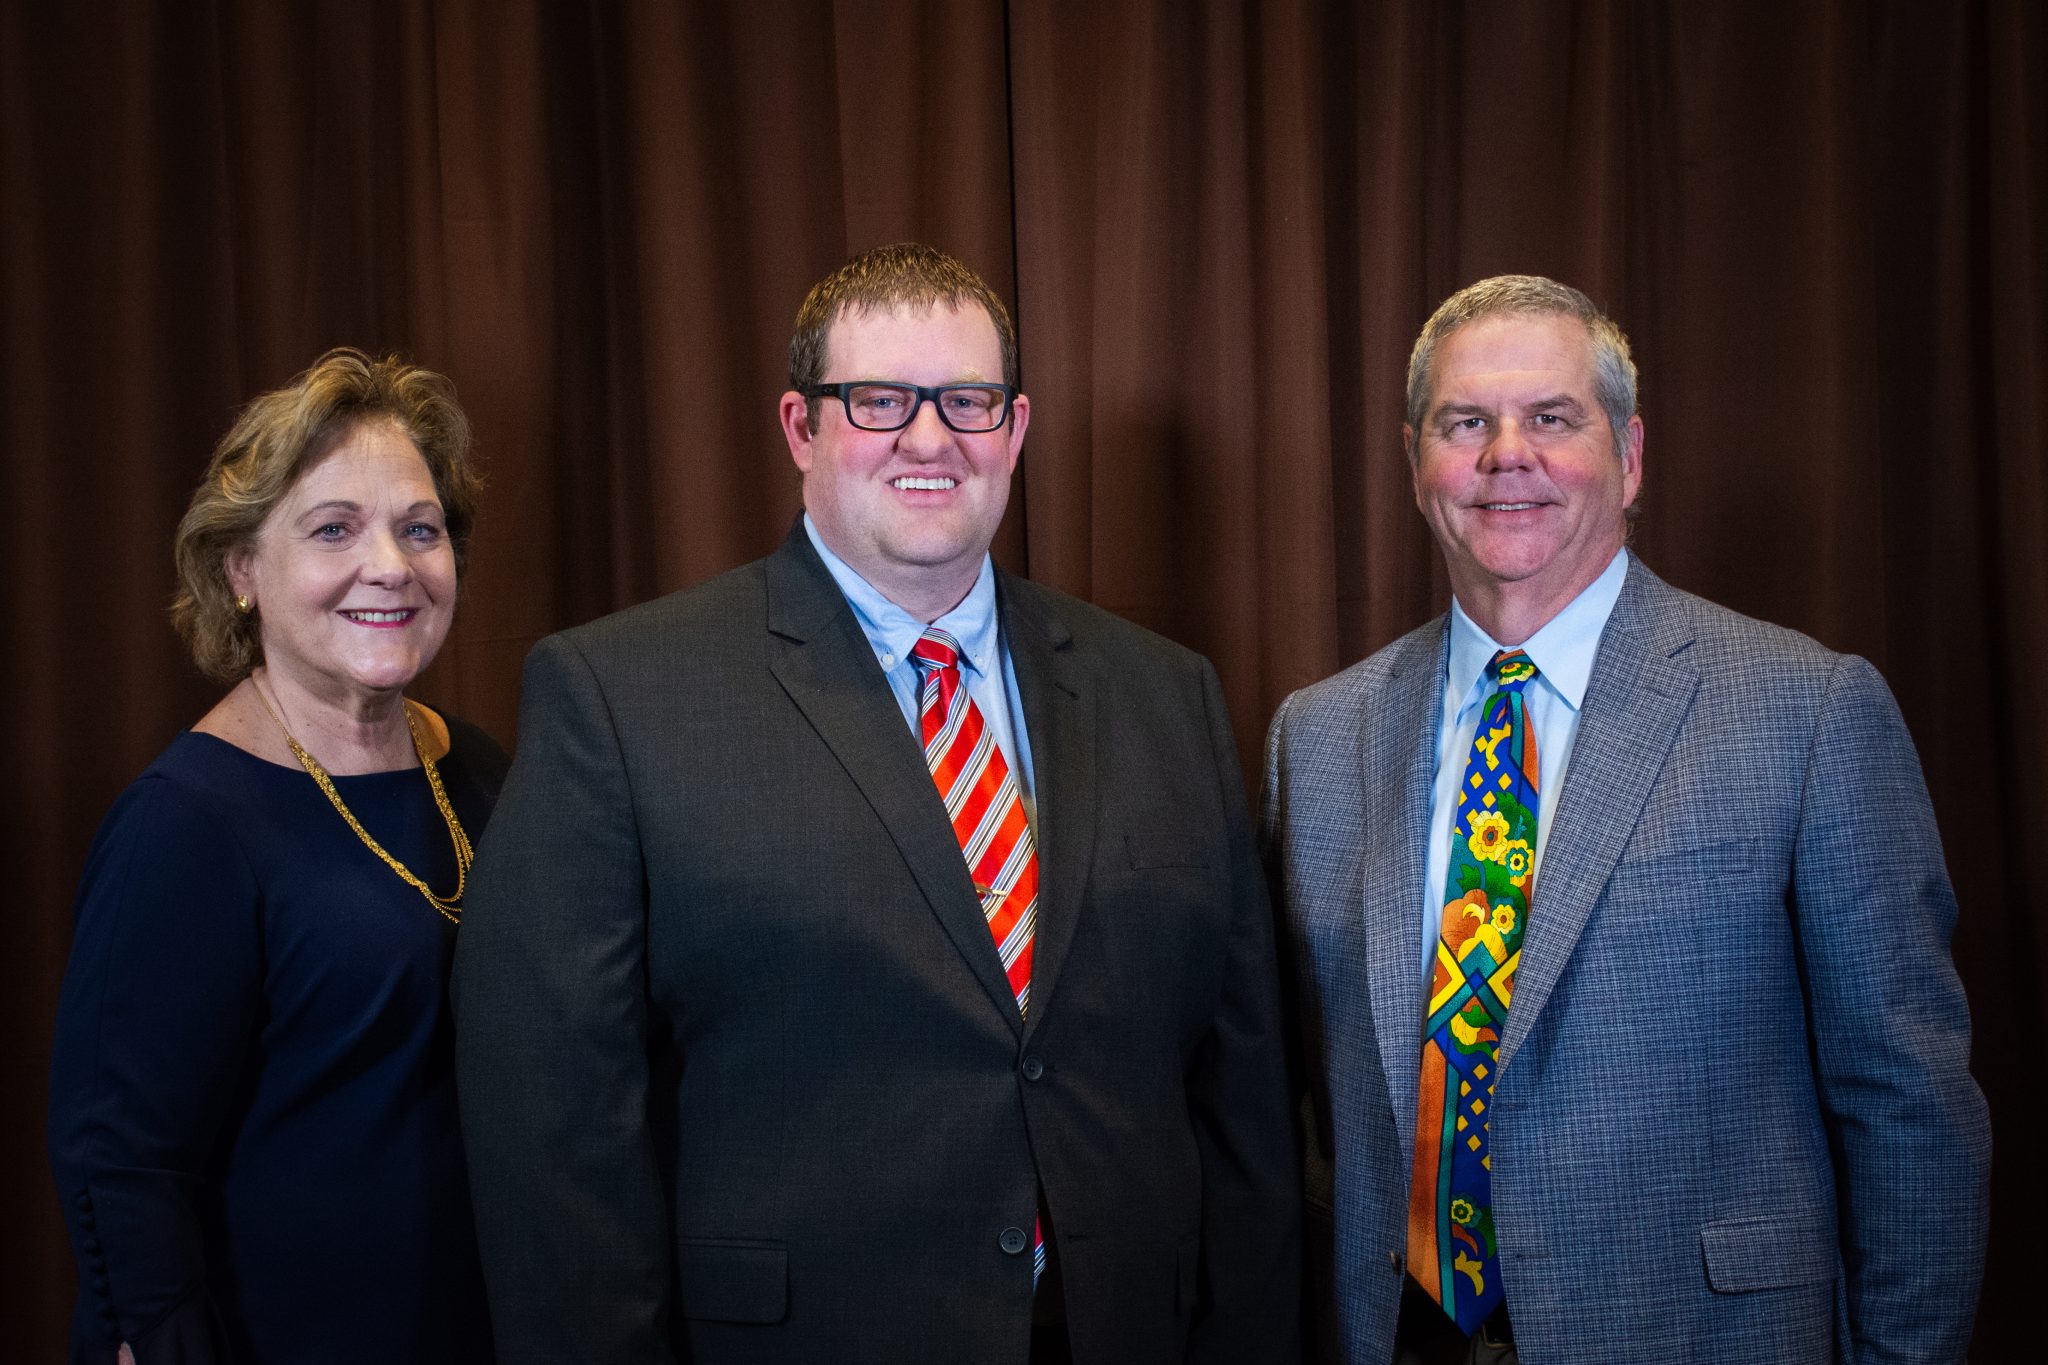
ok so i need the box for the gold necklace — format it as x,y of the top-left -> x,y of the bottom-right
253,681 -> 473,924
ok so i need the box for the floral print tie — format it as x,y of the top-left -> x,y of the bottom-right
1407,649 -> 1539,1333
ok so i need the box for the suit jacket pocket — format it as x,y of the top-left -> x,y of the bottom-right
1611,835 -> 1769,880
1125,831 -> 1214,870
1700,1214 -> 1836,1293
676,1237 -> 789,1323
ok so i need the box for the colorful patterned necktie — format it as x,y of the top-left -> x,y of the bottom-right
1408,649 -> 1540,1334
909,628 -> 1044,1285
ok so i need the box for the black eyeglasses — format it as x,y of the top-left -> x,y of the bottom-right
801,381 -> 1017,433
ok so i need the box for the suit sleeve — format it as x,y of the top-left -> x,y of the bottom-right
1791,656 -> 1989,1363
1185,661 -> 1303,1364
47,779 -> 256,1364
1257,690 -> 1301,1064
452,635 -> 670,1364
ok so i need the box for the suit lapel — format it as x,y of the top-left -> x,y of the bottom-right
763,532 -> 1027,1034
998,575 -> 1092,1044
1363,623 -> 1452,1167
1497,563 -> 1702,1070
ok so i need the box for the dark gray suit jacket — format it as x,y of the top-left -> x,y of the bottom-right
455,526 -> 1300,1364
1264,559 -> 1987,1364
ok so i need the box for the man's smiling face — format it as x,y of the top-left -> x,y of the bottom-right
782,300 -> 1027,620
1407,311 -> 1642,634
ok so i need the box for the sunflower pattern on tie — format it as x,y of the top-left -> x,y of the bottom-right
1408,649 -> 1540,1334
909,628 -> 1044,1285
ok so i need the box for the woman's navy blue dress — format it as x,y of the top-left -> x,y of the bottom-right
48,718 -> 508,1364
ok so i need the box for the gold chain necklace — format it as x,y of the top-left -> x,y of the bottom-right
253,681 -> 473,924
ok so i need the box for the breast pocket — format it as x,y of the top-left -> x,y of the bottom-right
1099,830 -> 1229,1021
1608,834 -> 1777,887
1601,838 -> 1785,960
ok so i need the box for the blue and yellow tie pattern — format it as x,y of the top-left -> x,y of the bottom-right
1408,649 -> 1539,1333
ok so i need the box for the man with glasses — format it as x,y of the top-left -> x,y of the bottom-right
456,243 -> 1300,1365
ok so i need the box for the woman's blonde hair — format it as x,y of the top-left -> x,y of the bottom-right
171,348 -> 480,682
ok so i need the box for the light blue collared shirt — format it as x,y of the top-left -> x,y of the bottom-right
1418,548 -> 1631,975
802,514 -> 1037,823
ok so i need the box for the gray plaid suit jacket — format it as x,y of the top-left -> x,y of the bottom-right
455,524 -> 1300,1365
1263,558 -> 1988,1365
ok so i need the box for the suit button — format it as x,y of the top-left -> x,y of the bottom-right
1021,1056 -> 1044,1081
79,1211 -> 96,1230
89,1255 -> 106,1274
75,1192 -> 92,1210
1388,1250 -> 1404,1271
92,1275 -> 109,1293
999,1226 -> 1029,1255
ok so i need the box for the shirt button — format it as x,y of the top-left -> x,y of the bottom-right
882,652 -> 895,666
1021,1056 -> 1044,1081
999,1226 -> 1028,1255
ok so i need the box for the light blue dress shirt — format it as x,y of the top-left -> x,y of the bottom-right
802,514 -> 1037,824
1417,548 -> 1630,975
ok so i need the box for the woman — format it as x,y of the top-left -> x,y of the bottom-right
48,349 -> 501,1364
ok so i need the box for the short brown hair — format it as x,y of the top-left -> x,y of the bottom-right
171,348 -> 480,682
788,243 -> 1020,427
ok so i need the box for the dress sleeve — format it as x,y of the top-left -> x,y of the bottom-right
48,775 -> 263,1364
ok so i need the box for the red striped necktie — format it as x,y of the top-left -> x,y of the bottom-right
909,628 -> 1044,1284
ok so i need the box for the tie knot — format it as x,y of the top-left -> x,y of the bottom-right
1489,650 -> 1538,687
910,629 -> 963,673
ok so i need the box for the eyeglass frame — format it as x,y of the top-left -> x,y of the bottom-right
799,380 -> 1019,433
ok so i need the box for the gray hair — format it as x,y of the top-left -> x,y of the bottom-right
1405,275 -> 1638,454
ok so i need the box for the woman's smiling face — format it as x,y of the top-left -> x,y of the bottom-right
227,419 -> 456,706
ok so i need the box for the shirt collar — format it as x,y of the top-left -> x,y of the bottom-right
1446,547 -> 1630,715
802,513 -> 1001,677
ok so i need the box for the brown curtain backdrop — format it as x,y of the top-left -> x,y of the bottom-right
3,1 -> 2040,1356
